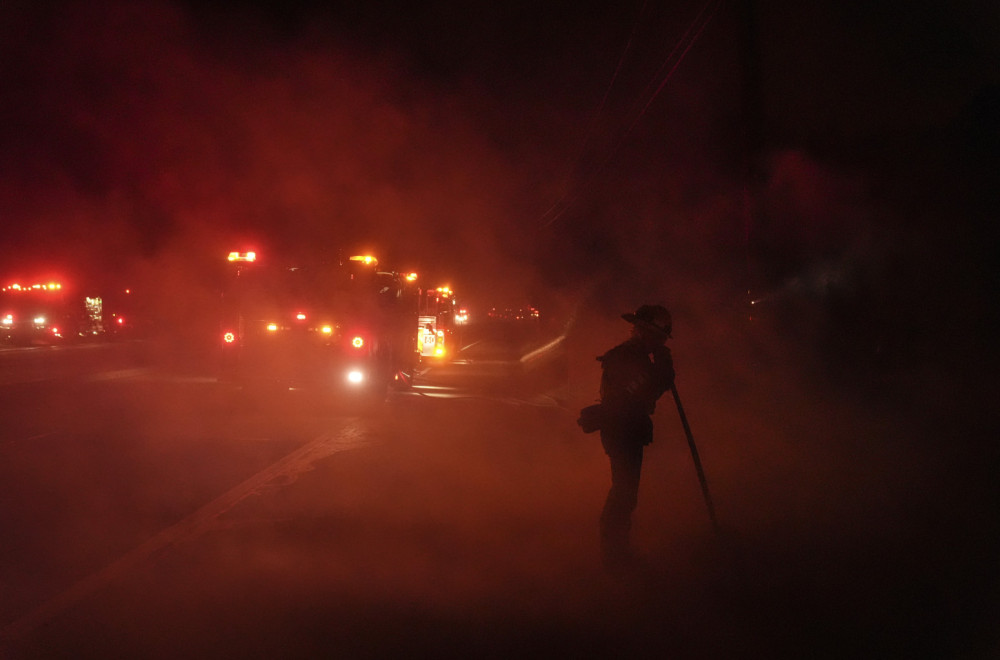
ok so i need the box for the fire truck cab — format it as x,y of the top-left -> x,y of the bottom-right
219,251 -> 418,405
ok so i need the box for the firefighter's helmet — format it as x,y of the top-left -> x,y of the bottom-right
622,304 -> 672,338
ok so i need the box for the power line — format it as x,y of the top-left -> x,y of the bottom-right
623,0 -> 723,139
537,0 -> 649,229
538,0 -> 723,230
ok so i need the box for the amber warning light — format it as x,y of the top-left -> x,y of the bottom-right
3,282 -> 63,291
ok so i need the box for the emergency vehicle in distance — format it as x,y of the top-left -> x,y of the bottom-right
417,285 -> 467,361
100,287 -> 144,339
0,280 -> 106,345
218,250 -> 419,405
487,306 -> 540,322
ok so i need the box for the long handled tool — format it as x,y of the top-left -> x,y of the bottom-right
671,384 -> 720,533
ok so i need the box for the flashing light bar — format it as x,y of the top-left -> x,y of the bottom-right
227,251 -> 257,262
3,282 -> 63,292
267,323 -> 278,332
349,255 -> 378,266
405,272 -> 418,282
320,325 -> 333,334
295,313 -> 307,320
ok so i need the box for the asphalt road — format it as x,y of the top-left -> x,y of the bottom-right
0,325 -> 996,658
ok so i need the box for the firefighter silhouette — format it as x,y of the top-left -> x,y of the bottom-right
594,304 -> 674,568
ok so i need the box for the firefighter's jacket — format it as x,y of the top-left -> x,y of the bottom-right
598,338 -> 674,443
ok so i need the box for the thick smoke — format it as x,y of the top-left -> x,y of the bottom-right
0,0 -> 569,319
1,1 -> 997,656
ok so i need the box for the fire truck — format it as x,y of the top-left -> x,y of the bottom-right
0,280 -> 105,345
218,251 -> 419,405
417,285 -> 467,361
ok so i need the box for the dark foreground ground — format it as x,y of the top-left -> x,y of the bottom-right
1,319 -> 997,659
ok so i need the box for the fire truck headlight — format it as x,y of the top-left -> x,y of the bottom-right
34,316 -> 46,326
346,370 -> 364,385
2,315 -> 12,326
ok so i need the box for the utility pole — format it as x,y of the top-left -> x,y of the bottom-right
738,0 -> 765,308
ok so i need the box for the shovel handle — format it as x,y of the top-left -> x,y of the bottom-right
671,384 -> 720,533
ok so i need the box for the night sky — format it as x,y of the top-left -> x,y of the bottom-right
1,0 -> 997,350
